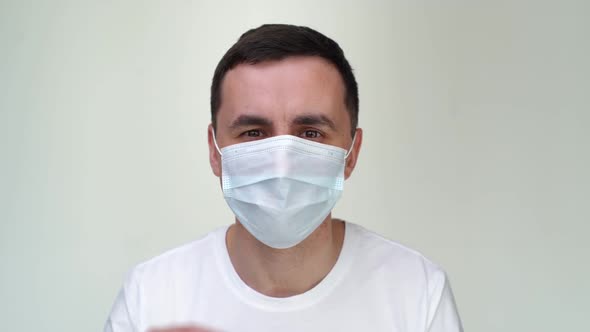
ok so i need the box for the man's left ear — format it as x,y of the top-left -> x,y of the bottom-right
344,128 -> 362,180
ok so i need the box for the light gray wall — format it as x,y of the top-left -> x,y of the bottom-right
1,1 -> 588,331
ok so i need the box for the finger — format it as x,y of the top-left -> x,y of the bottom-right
148,326 -> 215,332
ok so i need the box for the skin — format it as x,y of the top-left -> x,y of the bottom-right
149,328 -> 215,332
154,56 -> 362,331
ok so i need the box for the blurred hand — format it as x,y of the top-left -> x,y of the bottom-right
148,326 -> 216,332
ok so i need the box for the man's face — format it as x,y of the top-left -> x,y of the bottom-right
208,56 -> 361,179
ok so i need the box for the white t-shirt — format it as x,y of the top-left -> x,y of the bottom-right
105,222 -> 463,332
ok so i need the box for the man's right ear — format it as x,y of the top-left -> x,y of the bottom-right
207,124 -> 222,177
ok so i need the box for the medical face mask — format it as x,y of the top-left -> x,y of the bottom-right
213,133 -> 355,249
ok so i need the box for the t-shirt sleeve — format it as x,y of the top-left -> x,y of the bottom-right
426,269 -> 464,332
104,270 -> 140,332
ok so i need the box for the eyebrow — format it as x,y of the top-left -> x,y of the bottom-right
292,114 -> 337,131
227,113 -> 337,132
229,114 -> 273,130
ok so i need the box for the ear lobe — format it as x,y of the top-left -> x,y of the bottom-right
344,128 -> 363,180
208,124 -> 222,177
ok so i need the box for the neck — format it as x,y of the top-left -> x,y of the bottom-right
226,216 -> 345,298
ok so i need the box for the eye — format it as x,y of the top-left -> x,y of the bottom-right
303,130 -> 322,139
242,129 -> 262,137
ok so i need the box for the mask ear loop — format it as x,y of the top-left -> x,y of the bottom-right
344,133 -> 356,159
211,128 -> 223,156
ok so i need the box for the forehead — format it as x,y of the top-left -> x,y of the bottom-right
218,56 -> 349,127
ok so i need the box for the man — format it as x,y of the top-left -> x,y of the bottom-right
105,24 -> 463,332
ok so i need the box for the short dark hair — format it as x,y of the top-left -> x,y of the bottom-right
210,24 -> 359,137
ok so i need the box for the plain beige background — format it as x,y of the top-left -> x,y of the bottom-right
1,0 -> 589,331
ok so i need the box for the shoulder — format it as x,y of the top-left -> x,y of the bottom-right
126,226 -> 227,287
347,222 -> 447,290
346,222 -> 462,330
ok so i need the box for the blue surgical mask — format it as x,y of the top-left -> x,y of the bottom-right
213,133 -> 355,249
